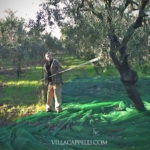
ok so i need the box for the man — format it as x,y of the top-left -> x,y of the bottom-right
44,52 -> 63,113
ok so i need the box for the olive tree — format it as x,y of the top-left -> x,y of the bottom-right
39,0 -> 150,111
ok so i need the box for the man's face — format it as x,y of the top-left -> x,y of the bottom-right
45,54 -> 52,62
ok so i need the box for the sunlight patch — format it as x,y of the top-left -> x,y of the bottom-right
5,81 -> 42,86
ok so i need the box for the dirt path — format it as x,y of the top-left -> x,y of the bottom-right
0,67 -> 31,75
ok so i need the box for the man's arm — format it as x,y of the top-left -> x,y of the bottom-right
55,60 -> 63,73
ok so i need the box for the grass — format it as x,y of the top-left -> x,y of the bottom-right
0,66 -> 45,122
0,55 -> 150,150
0,56 -> 96,122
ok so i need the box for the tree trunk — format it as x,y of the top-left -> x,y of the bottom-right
93,61 -> 102,75
110,50 -> 145,111
40,54 -> 47,103
120,67 -> 145,111
16,62 -> 21,79
124,84 -> 145,111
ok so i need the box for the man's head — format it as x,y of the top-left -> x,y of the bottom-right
45,52 -> 53,62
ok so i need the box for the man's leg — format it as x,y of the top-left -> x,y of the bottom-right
53,84 -> 62,112
46,84 -> 54,112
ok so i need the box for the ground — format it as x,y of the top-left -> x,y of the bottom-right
0,56 -> 150,150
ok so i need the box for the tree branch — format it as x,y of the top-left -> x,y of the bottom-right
86,0 -> 104,22
125,0 -> 138,10
77,0 -> 85,16
106,3 -> 122,68
120,0 -> 149,51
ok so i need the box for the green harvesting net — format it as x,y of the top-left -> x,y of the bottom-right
0,76 -> 150,150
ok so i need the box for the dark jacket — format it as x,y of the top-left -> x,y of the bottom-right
44,59 -> 63,85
